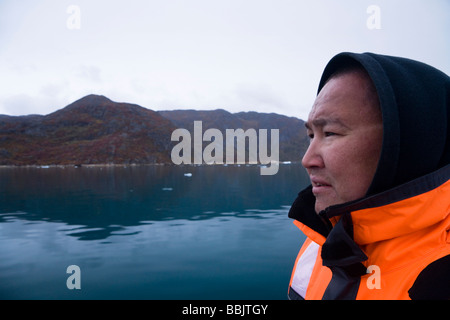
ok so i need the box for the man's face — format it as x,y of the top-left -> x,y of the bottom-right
302,71 -> 383,213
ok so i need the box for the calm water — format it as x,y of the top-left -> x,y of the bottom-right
0,164 -> 308,299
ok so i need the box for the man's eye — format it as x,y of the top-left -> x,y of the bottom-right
324,132 -> 336,137
308,133 -> 314,139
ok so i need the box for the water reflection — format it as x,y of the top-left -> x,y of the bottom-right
0,165 -> 310,299
0,164 -> 309,241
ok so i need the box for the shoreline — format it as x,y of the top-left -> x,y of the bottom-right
0,161 -> 298,169
0,163 -> 169,169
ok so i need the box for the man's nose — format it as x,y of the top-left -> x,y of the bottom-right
301,140 -> 324,169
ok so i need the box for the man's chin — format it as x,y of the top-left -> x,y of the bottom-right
314,203 -> 326,214
314,198 -> 338,214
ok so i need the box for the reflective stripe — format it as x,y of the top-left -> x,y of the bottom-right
291,241 -> 320,298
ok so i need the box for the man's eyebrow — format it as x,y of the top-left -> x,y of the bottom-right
304,117 -> 350,130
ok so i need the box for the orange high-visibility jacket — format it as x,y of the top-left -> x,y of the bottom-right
288,52 -> 450,300
288,164 -> 450,300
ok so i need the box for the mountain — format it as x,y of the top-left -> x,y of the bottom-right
0,94 -> 308,165
0,95 -> 176,165
159,109 -> 308,162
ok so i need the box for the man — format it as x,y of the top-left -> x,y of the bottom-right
288,52 -> 450,300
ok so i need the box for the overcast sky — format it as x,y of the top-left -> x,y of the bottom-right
0,0 -> 449,120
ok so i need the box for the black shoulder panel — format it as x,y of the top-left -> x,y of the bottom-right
408,254 -> 450,300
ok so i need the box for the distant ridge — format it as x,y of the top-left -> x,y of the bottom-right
0,94 -> 308,166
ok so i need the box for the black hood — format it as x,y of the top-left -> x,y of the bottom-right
317,52 -> 450,195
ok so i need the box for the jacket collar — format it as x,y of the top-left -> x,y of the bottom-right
290,164 -> 450,245
289,164 -> 450,299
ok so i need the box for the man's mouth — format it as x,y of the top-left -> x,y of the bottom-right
311,178 -> 331,187
315,183 -> 327,187
311,178 -> 332,194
